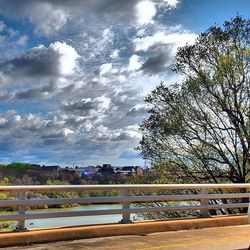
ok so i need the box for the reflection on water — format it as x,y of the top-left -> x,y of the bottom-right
25,204 -> 124,229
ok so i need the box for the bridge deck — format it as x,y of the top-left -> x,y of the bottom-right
5,225 -> 250,250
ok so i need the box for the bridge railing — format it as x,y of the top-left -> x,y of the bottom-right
0,184 -> 250,230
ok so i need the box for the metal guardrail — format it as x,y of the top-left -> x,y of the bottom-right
0,184 -> 250,231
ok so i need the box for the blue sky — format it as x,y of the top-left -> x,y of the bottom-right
0,0 -> 249,167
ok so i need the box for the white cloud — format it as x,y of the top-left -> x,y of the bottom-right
0,0 -> 181,38
135,0 -> 156,26
130,74 -> 164,95
16,35 -> 28,46
90,123 -> 141,142
99,63 -> 113,75
128,55 -> 142,71
62,128 -> 75,136
125,124 -> 141,140
0,34 -> 5,46
28,2 -> 68,36
110,49 -> 119,59
0,1 -> 138,36
163,0 -> 179,8
50,42 -> 79,75
60,95 -> 114,126
0,21 -> 6,32
128,103 -> 149,113
0,0 -> 196,165
102,28 -> 114,41
0,41 -> 79,81
134,31 -> 197,52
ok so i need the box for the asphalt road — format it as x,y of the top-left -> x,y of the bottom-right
4,225 -> 250,250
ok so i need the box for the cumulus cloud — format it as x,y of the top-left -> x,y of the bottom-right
0,41 -> 80,101
0,0 -> 135,36
0,21 -> 6,32
16,35 -> 28,46
0,48 -> 59,78
163,0 -> 179,8
110,49 -> 119,59
51,42 -> 79,75
133,31 -> 197,52
133,31 -> 197,74
28,2 -> 69,36
0,0 -> 180,36
0,103 -> 143,164
0,0 -> 199,165
62,96 -> 112,116
0,111 -> 76,146
0,1 -> 68,36
126,103 -> 150,116
0,41 -> 79,80
58,95 -> 118,129
141,54 -> 169,74
128,55 -> 142,71
13,83 -> 75,100
99,63 -> 113,75
140,44 -> 173,74
90,124 -> 141,142
135,0 -> 156,26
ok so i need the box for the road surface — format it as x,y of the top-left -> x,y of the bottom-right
5,225 -> 250,250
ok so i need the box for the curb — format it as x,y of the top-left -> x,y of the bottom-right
0,215 -> 248,248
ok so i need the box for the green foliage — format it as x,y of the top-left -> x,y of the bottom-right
43,179 -> 79,206
139,16 -> 250,185
0,177 -> 9,186
6,162 -> 30,169
0,211 -> 15,231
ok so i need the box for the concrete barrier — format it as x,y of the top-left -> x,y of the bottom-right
0,215 -> 248,248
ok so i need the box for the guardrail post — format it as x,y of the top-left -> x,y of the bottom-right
119,189 -> 132,223
15,191 -> 27,231
200,188 -> 210,218
248,202 -> 250,224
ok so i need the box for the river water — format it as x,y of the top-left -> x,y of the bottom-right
25,204 -> 134,229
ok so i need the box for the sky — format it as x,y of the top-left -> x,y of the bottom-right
0,0 -> 249,167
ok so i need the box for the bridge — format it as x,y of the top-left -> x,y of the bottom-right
0,184 -> 250,249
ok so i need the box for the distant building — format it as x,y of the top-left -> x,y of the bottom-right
65,166 -> 75,172
41,165 -> 60,172
115,166 -> 144,176
113,167 -> 121,174
135,166 -> 144,176
97,164 -> 114,177
75,166 -> 97,177
95,165 -> 102,171
29,164 -> 41,169
121,166 -> 136,176
103,164 -> 112,168
71,164 -> 144,177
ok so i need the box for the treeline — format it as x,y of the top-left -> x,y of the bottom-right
0,163 -> 162,210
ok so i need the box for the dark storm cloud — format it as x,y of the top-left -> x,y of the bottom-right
0,0 -> 138,15
14,83 -> 75,100
62,98 -> 98,115
47,0 -> 138,15
0,41 -> 78,100
140,44 -> 173,75
140,53 -> 170,74
0,46 -> 60,78
0,0 -> 140,36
